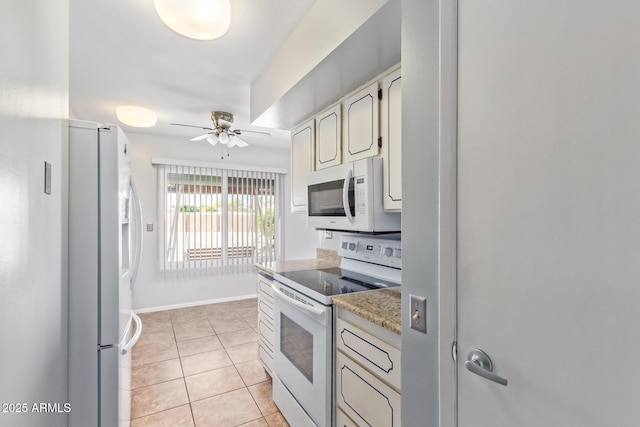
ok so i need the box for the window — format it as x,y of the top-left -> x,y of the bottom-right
154,159 -> 284,273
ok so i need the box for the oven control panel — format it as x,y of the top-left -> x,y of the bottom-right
338,234 -> 401,269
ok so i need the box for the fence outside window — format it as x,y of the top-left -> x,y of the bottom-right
154,159 -> 284,273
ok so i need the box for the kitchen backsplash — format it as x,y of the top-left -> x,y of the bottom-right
316,248 -> 341,264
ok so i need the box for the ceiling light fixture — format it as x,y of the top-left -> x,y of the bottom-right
206,134 -> 218,146
154,0 -> 231,41
115,106 -> 158,128
218,131 -> 229,145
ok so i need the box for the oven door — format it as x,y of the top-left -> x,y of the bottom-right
272,282 -> 332,427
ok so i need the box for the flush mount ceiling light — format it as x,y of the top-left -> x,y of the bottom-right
115,106 -> 158,128
154,0 -> 231,41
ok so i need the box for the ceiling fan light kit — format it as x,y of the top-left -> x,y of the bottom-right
153,0 -> 231,41
218,131 -> 229,144
206,135 -> 218,146
171,111 -> 270,157
115,105 -> 158,128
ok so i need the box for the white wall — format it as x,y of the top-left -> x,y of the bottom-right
401,0 -> 457,426
128,133 -> 317,311
250,0 -> 389,125
0,1 -> 69,426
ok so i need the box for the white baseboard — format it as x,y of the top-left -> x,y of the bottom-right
133,293 -> 258,314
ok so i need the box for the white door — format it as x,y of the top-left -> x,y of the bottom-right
457,1 -> 640,425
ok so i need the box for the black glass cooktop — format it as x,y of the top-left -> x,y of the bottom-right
277,267 -> 398,298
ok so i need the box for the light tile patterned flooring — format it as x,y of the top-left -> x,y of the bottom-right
131,298 -> 289,427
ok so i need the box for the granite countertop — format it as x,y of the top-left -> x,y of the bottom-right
332,288 -> 402,335
255,249 -> 341,276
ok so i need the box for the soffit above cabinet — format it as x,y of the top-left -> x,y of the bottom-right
250,0 -> 401,130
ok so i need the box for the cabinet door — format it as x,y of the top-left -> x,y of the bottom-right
381,68 -> 402,211
343,82 -> 380,163
315,104 -> 342,170
336,318 -> 402,391
336,408 -> 359,427
291,119 -> 315,213
336,351 -> 401,427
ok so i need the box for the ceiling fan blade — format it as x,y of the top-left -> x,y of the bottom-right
190,133 -> 210,141
171,122 -> 215,131
229,135 -> 249,148
206,135 -> 219,146
231,129 -> 271,139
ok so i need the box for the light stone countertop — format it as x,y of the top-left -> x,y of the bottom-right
254,248 -> 341,277
332,288 -> 402,335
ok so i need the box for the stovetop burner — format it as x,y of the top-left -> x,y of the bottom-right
276,266 -> 399,304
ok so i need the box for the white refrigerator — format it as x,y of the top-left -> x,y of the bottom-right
67,120 -> 143,427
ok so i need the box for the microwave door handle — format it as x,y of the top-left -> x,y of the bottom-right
343,170 -> 354,223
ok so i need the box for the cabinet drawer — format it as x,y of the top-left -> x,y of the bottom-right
336,408 -> 358,427
336,352 -> 401,427
258,286 -> 274,306
258,277 -> 274,298
336,318 -> 401,390
258,316 -> 274,351
258,298 -> 274,323
258,344 -> 273,376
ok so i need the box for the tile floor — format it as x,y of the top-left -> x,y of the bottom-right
131,298 -> 289,427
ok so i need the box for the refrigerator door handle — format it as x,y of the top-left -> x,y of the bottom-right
120,313 -> 142,355
130,178 -> 143,290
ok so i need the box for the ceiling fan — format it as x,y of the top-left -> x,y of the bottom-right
171,111 -> 270,149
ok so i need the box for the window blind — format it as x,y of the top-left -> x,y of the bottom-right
155,161 -> 283,273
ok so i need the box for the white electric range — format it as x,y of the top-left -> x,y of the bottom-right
271,234 -> 401,427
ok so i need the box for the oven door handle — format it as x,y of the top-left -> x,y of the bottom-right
271,284 -> 326,321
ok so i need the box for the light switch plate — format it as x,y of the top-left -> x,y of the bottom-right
410,294 -> 427,333
44,161 -> 52,195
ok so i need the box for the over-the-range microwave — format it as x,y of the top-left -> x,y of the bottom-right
307,157 -> 401,232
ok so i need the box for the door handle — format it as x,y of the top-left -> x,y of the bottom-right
342,169 -> 354,223
120,312 -> 142,355
465,348 -> 508,386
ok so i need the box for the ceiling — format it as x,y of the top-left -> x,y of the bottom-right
70,0 -> 316,148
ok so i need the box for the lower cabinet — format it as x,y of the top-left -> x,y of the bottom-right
336,408 -> 360,427
335,309 -> 402,427
257,273 -> 274,375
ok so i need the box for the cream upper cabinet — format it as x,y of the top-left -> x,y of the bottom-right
290,119 -> 314,213
343,82 -> 380,163
381,68 -> 402,211
315,104 -> 342,170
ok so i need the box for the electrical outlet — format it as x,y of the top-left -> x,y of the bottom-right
410,294 -> 427,333
324,230 -> 333,239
